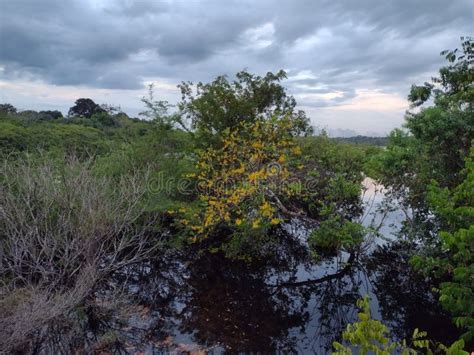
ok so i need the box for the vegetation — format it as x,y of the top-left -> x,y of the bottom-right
0,157 -> 160,352
370,36 -> 473,343
332,135 -> 389,147
412,149 -> 474,341
0,37 -> 472,352
333,296 -> 468,354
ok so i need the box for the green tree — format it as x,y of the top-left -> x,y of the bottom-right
371,37 -> 474,240
0,103 -> 17,115
406,36 -> 474,189
139,83 -> 177,130
372,36 -> 474,342
68,98 -> 106,118
412,149 -> 474,341
177,70 -> 312,147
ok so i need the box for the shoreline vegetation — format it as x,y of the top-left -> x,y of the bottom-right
0,37 -> 473,353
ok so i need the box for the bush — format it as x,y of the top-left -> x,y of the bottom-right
0,156 -> 161,352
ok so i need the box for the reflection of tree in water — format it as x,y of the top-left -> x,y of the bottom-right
114,249 -> 187,347
82,231 -> 317,352
311,269 -> 363,351
72,236 -> 363,353
272,252 -> 365,353
178,252 -> 308,352
175,231 -> 364,353
31,236 -> 466,353
364,241 -> 462,345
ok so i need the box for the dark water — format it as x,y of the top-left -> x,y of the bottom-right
85,241 -> 460,354
42,181 -> 464,354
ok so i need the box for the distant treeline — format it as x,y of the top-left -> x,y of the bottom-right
332,135 -> 388,146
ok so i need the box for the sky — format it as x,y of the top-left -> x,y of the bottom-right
0,0 -> 472,136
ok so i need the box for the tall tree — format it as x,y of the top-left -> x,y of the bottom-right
406,36 -> 474,188
68,98 -> 105,118
177,70 -> 312,147
0,103 -> 17,115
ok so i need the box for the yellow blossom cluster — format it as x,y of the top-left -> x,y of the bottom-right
174,117 -> 304,240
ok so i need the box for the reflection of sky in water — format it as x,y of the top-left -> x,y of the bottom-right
274,178 -> 397,352
361,177 -> 406,242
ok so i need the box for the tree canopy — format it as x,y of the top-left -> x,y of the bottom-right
68,98 -> 106,118
177,70 -> 312,147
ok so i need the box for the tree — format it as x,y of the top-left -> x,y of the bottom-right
412,149 -> 474,342
372,36 -> 474,343
68,98 -> 105,118
371,37 -> 474,240
172,117 -> 306,257
405,36 -> 474,188
170,116 -> 365,259
39,110 -> 63,120
177,70 -> 312,147
139,83 -> 176,129
0,103 -> 17,115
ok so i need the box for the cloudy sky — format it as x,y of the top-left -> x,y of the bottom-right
0,0 -> 472,135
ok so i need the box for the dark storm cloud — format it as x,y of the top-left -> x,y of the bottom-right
0,0 -> 472,101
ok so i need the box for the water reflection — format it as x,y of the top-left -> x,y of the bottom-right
364,242 -> 460,345
31,182 -> 465,354
56,235 -> 458,354
101,233 -> 357,353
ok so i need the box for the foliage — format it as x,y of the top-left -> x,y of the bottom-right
333,296 -> 399,354
411,149 -> 474,341
370,37 -> 474,245
0,103 -> 17,115
68,97 -> 106,118
170,117 -> 306,257
0,120 -> 29,151
369,37 -> 474,343
38,110 -> 63,120
178,70 -> 312,147
309,216 -> 365,254
0,119 -> 108,156
140,83 -> 178,129
332,136 -> 389,147
0,103 -> 168,158
298,134 -> 366,220
332,296 -> 468,355
373,37 -> 474,196
0,156 -> 160,352
167,115 -> 367,258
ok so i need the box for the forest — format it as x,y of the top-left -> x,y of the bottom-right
0,37 -> 473,354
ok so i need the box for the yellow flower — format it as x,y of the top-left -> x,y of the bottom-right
278,154 -> 286,164
191,225 -> 203,233
260,201 -> 274,218
252,219 -> 261,229
235,218 -> 242,226
270,218 -> 281,225
249,171 -> 259,182
291,146 -> 302,155
231,166 -> 245,175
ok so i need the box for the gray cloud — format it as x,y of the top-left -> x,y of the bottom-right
0,0 -> 472,131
